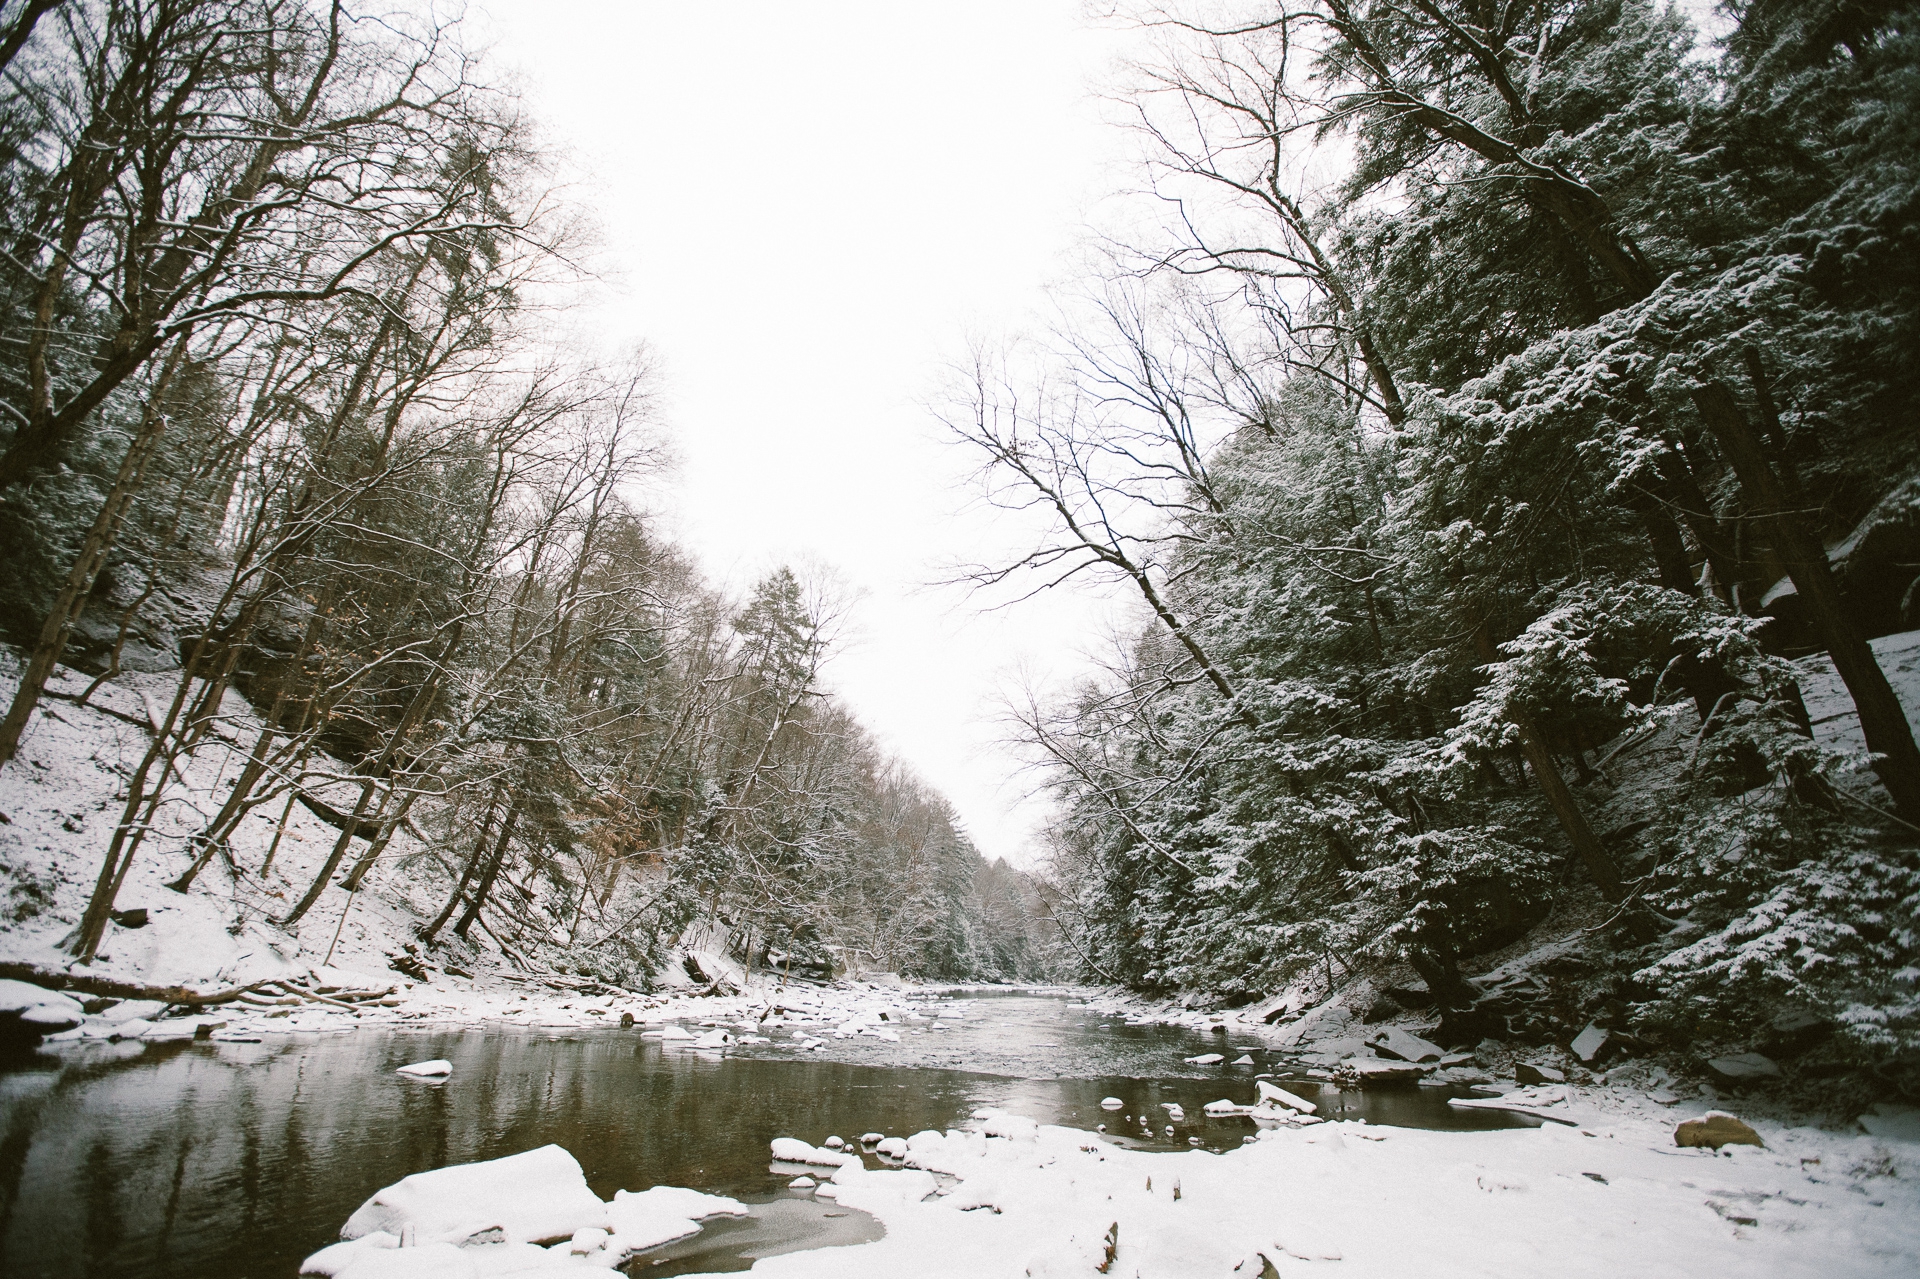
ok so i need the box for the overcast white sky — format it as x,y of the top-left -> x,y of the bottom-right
473,2 -> 1144,866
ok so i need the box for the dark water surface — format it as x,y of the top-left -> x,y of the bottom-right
0,993 -> 1528,1278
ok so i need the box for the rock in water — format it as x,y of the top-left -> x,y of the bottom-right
1232,1054 -> 1255,1065
1514,1062 -> 1566,1085
1569,1024 -> 1610,1063
341,1144 -> 607,1244
1184,1053 -> 1225,1065
1332,1058 -> 1426,1087
1675,1113 -> 1765,1150
1704,1052 -> 1781,1084
395,1059 -> 452,1077
1100,1097 -> 1125,1109
1256,1080 -> 1317,1113
1368,1027 -> 1444,1063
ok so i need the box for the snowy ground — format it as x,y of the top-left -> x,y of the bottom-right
773,1101 -> 1920,1279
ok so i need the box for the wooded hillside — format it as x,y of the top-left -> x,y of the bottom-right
949,0 -> 1920,1089
0,0 -> 1064,987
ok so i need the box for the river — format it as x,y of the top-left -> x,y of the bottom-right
0,991 -> 1528,1278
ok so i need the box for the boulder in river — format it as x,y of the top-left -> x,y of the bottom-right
342,1144 -> 607,1244
1368,1027 -> 1444,1063
1185,1052 -> 1226,1065
395,1059 -> 452,1078
0,980 -> 85,1042
1514,1062 -> 1566,1085
1256,1080 -> 1317,1113
1332,1058 -> 1427,1087
1675,1113 -> 1765,1150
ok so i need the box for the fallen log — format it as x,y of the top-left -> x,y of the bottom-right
295,791 -> 385,842
0,961 -> 275,1007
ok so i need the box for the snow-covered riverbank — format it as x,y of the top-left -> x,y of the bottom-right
304,1094 -> 1920,1279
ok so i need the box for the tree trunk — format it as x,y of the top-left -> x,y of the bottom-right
419,794 -> 499,944
1474,625 -> 1622,898
1407,947 -> 1477,1010
1691,380 -> 1920,821
454,806 -> 521,939
0,343 -> 182,767
340,786 -> 422,891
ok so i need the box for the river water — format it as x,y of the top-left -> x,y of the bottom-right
0,991 -> 1528,1278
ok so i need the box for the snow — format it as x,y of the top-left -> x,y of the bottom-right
723,1102 -> 1920,1279
1256,1080 -> 1316,1114
309,1148 -> 749,1277
603,1186 -> 746,1252
340,1144 -> 608,1246
396,1059 -> 453,1077
771,1137 -> 861,1168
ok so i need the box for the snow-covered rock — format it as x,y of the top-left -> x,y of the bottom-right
396,1058 -> 452,1077
1256,1080 -> 1317,1114
771,1137 -> 861,1167
1367,1027 -> 1444,1063
340,1144 -> 606,1245
604,1185 -> 746,1252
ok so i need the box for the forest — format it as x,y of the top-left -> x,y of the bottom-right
0,0 -> 1061,988
944,0 -> 1920,1092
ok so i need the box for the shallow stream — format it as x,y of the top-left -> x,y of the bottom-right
0,992 -> 1528,1278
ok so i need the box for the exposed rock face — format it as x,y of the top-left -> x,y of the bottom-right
1569,1023 -> 1610,1063
1675,1114 -> 1765,1150
1763,1010 -> 1832,1057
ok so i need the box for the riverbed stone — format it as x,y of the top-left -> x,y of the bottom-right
1368,1027 -> 1445,1063
1333,1058 -> 1428,1087
1515,1062 -> 1566,1085
1675,1113 -> 1765,1149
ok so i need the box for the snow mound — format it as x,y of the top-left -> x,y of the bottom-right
604,1185 -> 746,1252
771,1137 -> 861,1167
340,1144 -> 606,1245
396,1059 -> 452,1077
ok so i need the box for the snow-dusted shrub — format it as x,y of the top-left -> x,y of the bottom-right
1637,794 -> 1920,1059
1349,827 -> 1558,971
